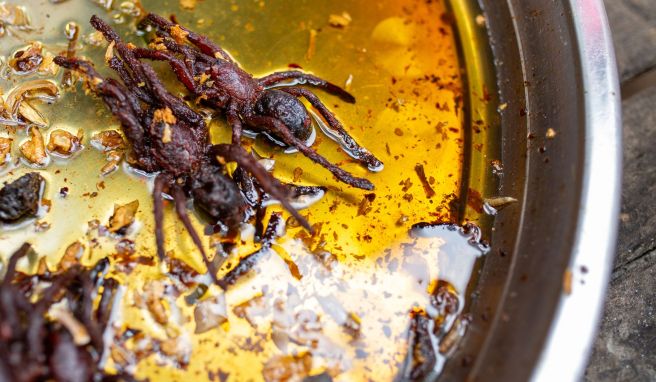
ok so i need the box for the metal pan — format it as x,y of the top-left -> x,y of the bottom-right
441,0 -> 621,380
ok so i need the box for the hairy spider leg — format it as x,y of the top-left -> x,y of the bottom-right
91,15 -> 202,125
258,70 -> 356,103
153,174 -> 167,260
281,87 -> 383,171
91,16 -> 153,97
139,62 -> 204,126
209,141 -> 312,232
245,115 -> 374,190
172,186 -> 220,284
143,13 -> 234,63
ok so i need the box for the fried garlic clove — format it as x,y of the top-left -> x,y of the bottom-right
0,137 -> 12,165
20,126 -> 48,165
47,129 -> 82,156
91,130 -> 125,151
18,101 -> 48,127
108,200 -> 139,233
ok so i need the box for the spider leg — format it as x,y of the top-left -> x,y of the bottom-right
223,110 -> 310,231
258,70 -> 355,103
153,174 -> 167,261
143,13 -> 233,62
245,115 -> 374,190
209,143 -> 312,232
218,213 -> 282,289
2,243 -> 30,287
171,186 -> 220,284
27,268 -> 79,363
281,87 -> 383,171
54,57 -> 153,164
0,244 -> 31,338
106,55 -> 155,106
132,47 -> 198,93
138,61 -> 203,126
90,16 -> 152,92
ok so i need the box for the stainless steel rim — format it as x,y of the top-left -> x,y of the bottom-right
532,0 -> 622,380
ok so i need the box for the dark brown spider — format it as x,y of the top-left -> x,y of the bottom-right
0,244 -> 133,382
134,13 -> 383,177
54,15 -> 377,284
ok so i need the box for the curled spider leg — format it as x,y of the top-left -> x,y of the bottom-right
281,87 -> 383,171
218,213 -> 282,289
209,143 -> 312,232
153,174 -> 166,260
245,115 -> 375,190
172,186 -> 220,284
142,13 -> 234,62
258,70 -> 356,103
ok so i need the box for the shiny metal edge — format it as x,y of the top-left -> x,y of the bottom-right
532,0 -> 622,381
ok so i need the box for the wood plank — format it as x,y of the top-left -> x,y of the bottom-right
585,253 -> 656,381
604,0 -> 656,82
613,86 -> 656,269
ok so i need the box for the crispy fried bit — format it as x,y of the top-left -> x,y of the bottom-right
194,292 -> 228,333
563,268 -> 573,295
170,25 -> 189,44
546,128 -> 557,139
59,241 -> 84,270
153,107 -> 177,125
85,30 -> 105,46
144,281 -> 168,325
262,352 -> 313,382
179,0 -> 197,10
306,29 -> 317,60
108,200 -> 139,233
328,12 -> 352,28
0,3 -> 32,35
9,42 -> 43,74
158,335 -> 191,366
161,124 -> 172,143
0,172 -> 43,223
47,129 -> 82,156
39,51 -> 59,76
20,126 -> 48,165
92,129 -> 125,150
49,303 -> 91,345
18,101 -> 48,127
101,159 -> 120,175
484,196 -> 517,210
4,80 -> 59,123
0,137 -> 12,165
104,40 -> 116,62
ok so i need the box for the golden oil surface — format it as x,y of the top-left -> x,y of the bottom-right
0,0 -> 479,381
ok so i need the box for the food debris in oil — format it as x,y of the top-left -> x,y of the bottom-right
0,1 -> 490,381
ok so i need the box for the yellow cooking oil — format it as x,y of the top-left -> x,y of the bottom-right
0,0 -> 486,381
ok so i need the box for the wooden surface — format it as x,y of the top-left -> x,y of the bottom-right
584,1 -> 656,380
